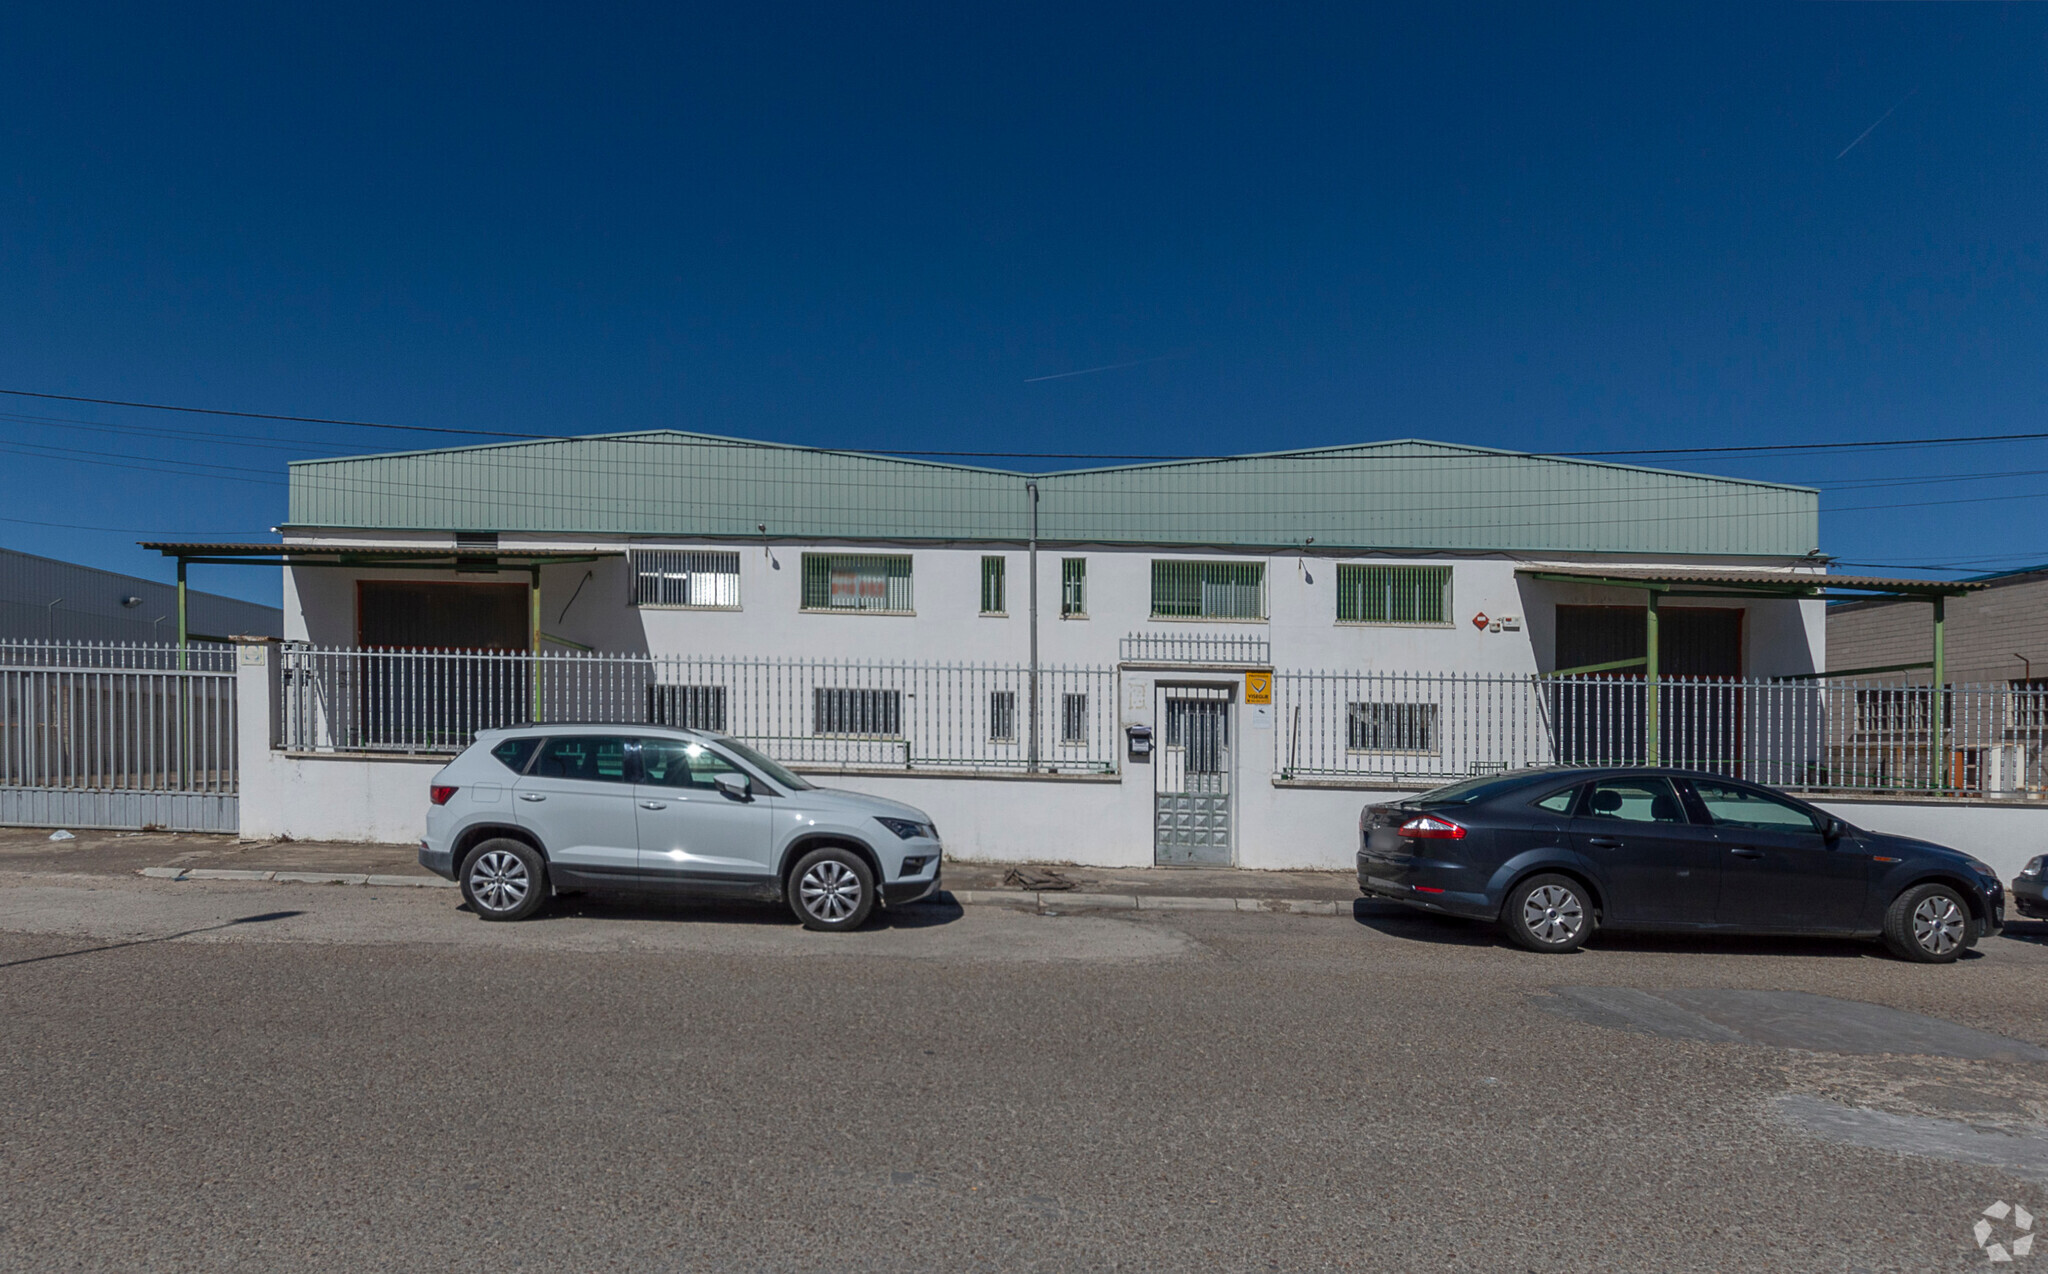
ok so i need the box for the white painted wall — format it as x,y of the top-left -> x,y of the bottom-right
282,536 -> 1826,676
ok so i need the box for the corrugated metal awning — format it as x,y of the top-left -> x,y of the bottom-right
140,543 -> 621,566
1516,566 -> 1983,597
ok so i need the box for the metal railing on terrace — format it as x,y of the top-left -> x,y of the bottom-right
277,646 -> 1119,774
1119,631 -> 1270,666
1277,671 -> 2048,798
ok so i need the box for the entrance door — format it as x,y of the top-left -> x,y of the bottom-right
1155,685 -> 1233,865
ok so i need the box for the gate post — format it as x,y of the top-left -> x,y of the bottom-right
231,636 -> 276,840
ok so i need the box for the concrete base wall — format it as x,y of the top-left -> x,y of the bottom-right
240,749 -> 443,844
229,640 -> 2048,880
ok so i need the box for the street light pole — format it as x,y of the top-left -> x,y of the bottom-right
1027,480 -> 1040,775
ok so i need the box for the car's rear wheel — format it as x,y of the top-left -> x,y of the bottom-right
461,838 -> 547,922
789,846 -> 876,932
1502,873 -> 1593,953
1882,882 -> 1971,963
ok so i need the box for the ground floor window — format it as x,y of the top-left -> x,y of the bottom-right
1061,692 -> 1090,744
813,687 -> 904,737
1347,701 -> 1439,753
648,684 -> 728,732
989,690 -> 1017,741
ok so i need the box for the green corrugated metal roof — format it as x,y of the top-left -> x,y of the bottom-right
285,431 -> 1820,556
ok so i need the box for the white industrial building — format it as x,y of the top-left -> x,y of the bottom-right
144,431 -> 1918,869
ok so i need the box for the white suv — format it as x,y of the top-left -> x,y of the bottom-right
419,724 -> 943,931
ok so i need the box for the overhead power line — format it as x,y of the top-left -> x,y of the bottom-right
5,385 -> 2048,463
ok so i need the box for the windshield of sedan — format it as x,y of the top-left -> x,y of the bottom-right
708,736 -> 815,791
1411,772 -> 1550,807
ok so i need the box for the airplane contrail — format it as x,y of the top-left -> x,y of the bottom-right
1024,353 -> 1186,383
1836,85 -> 1919,161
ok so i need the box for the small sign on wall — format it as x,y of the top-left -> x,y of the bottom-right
1245,671 -> 1272,704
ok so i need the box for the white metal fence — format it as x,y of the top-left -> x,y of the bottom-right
0,640 -> 239,832
278,646 -> 1119,774
1278,671 -> 2048,797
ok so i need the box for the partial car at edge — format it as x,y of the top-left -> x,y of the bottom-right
1357,767 -> 2004,963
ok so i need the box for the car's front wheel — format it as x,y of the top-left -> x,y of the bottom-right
789,846 -> 876,932
1502,873 -> 1594,953
460,838 -> 548,922
1882,882 -> 1971,963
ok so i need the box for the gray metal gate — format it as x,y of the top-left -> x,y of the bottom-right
0,642 -> 239,833
1155,685 -> 1232,864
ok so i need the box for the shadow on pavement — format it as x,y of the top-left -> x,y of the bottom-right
475,889 -> 966,932
1347,897 -> 1916,960
0,910 -> 307,969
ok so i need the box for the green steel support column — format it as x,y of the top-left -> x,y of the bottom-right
530,566 -> 543,721
1931,595 -> 1947,789
175,557 -> 189,670
1644,591 -> 1660,765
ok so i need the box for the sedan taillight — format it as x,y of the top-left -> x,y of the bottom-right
430,785 -> 458,806
1398,814 -> 1467,840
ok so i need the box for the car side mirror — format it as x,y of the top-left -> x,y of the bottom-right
1823,816 -> 1845,841
714,772 -> 752,801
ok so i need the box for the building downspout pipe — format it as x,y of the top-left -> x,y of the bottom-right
1027,480 -> 1040,774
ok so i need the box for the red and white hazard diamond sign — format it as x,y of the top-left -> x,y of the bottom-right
1471,612 -> 1489,630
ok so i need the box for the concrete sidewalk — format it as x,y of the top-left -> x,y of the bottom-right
0,826 -> 1361,913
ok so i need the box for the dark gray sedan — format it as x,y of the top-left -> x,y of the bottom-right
1357,767 -> 2004,962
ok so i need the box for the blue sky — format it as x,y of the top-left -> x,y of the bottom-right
1,2 -> 2043,604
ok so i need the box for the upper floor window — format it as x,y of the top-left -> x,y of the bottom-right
1061,558 -> 1087,618
1151,560 -> 1265,621
801,554 -> 913,613
981,556 -> 1006,615
1337,564 -> 1450,625
633,549 -> 741,609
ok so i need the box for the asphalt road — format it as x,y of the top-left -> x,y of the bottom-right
5,872 -> 2048,1271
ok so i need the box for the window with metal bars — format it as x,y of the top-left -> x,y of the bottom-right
989,690 -> 1017,742
1346,701 -> 1439,752
813,687 -> 904,737
1061,558 -> 1087,618
2011,679 -> 2048,732
801,554 -> 914,613
1060,692 -> 1090,744
981,557 -> 1006,615
632,550 -> 741,609
1149,560 -> 1265,620
647,684 -> 728,732
1336,565 -> 1450,625
1854,687 -> 1951,736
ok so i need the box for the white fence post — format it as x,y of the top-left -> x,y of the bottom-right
232,637 -> 279,840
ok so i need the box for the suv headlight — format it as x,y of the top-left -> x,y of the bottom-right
2022,856 -> 2045,880
876,816 -> 936,841
1963,855 -> 1999,878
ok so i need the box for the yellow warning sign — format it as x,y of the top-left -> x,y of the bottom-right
1245,671 -> 1272,704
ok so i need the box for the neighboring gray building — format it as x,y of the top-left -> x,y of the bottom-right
1829,564 -> 2048,688
0,547 -> 280,643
